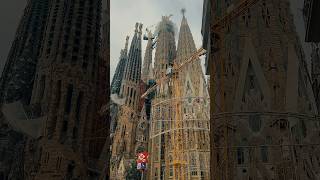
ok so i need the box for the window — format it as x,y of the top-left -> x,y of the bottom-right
190,153 -> 197,176
154,168 -> 158,177
169,165 -> 173,176
62,120 -> 68,132
237,147 -> 245,164
261,146 -> 268,162
75,92 -> 83,122
280,119 -> 287,130
261,2 -> 271,27
65,84 -> 73,114
56,156 -> 62,169
44,152 -> 50,164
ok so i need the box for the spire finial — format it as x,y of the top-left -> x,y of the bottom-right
135,22 -> 139,32
181,8 -> 186,16
124,36 -> 129,50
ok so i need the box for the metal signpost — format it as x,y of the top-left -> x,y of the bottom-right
136,152 -> 149,180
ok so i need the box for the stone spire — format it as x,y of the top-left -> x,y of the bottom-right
142,30 -> 153,83
120,22 -> 143,110
111,36 -> 129,95
176,8 -> 197,65
154,16 -> 176,80
111,23 -> 144,178
122,23 -> 143,85
176,9 -> 207,96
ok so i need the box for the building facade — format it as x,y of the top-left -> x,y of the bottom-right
202,0 -> 320,179
0,0 -> 50,179
27,0 -> 104,179
89,3 -> 110,178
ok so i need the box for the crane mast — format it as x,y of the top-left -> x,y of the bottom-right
171,63 -> 186,180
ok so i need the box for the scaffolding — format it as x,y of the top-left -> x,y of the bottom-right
149,96 -> 210,180
146,47 -> 210,179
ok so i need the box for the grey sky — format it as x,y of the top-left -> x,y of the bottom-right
110,0 -> 205,81
0,1 -> 27,74
0,1 -> 312,82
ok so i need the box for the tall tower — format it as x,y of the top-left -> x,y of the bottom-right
206,0 -> 319,179
28,0 -> 103,179
148,15 -> 177,180
0,0 -> 50,179
148,12 -> 210,179
111,36 -> 129,95
96,1 -> 111,179
110,23 -> 143,179
110,37 -> 129,137
135,29 -> 155,155
0,0 -> 50,105
176,10 -> 210,179
142,30 -> 153,83
90,3 -> 110,176
153,16 -> 176,80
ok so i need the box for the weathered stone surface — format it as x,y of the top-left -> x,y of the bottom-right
203,0 -> 320,179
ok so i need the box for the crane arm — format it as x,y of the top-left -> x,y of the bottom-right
140,48 -> 206,99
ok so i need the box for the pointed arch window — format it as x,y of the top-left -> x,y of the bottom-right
261,145 -> 268,162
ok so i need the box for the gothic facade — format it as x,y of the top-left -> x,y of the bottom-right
203,0 -> 320,179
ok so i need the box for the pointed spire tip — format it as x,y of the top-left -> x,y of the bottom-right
181,8 -> 186,16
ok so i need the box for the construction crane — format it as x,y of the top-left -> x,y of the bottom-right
209,0 -> 260,179
141,47 -> 206,180
141,47 -> 206,99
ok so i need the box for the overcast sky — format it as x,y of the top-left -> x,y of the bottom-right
0,1 -> 311,80
110,0 -> 205,81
